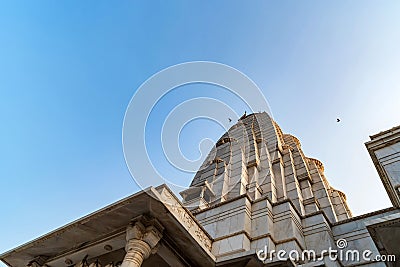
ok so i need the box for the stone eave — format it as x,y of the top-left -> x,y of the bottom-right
332,207 -> 399,226
365,212 -> 400,260
368,125 -> 400,140
0,185 -> 215,267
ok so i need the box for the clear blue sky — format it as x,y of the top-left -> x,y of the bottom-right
1,1 -> 400,260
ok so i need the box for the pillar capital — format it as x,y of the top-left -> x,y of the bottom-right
126,221 -> 145,240
121,215 -> 164,267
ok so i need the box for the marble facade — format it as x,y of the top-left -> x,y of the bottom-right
1,112 -> 399,267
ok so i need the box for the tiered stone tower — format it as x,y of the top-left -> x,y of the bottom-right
180,112 -> 353,264
181,112 -> 352,222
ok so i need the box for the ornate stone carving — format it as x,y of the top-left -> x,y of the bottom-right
159,188 -> 212,251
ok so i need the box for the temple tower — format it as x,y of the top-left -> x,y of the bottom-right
180,112 -> 353,265
181,112 -> 352,222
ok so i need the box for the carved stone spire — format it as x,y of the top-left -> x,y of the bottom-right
181,112 -> 352,223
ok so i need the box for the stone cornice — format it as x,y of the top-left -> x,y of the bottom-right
332,207 -> 398,226
368,125 -> 400,140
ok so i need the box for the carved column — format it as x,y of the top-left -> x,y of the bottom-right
121,215 -> 164,267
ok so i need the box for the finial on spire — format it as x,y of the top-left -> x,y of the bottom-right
239,111 -> 247,120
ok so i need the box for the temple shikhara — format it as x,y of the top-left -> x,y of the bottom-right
1,112 -> 399,267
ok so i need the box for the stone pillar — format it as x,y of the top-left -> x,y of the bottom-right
121,215 -> 164,267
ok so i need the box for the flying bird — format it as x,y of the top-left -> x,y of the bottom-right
228,118 -> 232,122
337,118 -> 341,123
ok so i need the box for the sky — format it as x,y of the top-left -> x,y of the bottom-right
1,1 -> 400,262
